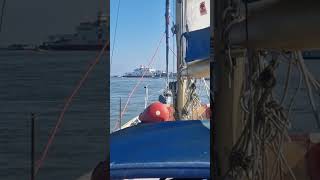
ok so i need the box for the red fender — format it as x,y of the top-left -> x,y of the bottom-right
139,102 -> 174,123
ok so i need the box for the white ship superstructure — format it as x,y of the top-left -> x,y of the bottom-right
40,13 -> 108,50
123,65 -> 156,77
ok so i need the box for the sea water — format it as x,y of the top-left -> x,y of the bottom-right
0,51 -> 107,180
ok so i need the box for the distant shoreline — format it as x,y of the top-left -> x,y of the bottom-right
111,75 -> 176,78
111,76 -> 210,80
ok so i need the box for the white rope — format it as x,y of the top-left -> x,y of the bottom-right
280,59 -> 292,106
226,51 -> 297,180
202,77 -> 211,99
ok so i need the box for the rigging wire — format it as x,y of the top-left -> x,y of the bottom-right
0,0 -> 6,32
34,42 -> 109,176
169,46 -> 177,57
287,56 -> 302,120
110,0 -> 121,66
112,33 -> 165,132
296,51 -> 320,128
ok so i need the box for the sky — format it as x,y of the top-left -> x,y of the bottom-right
0,0 -> 107,45
110,0 -> 176,75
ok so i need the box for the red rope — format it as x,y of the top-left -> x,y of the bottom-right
112,33 -> 165,131
35,42 -> 109,176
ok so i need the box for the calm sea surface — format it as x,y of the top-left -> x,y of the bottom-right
0,51 -> 107,180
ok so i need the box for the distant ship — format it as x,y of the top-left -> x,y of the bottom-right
122,65 -> 176,78
6,44 -> 37,50
122,65 -> 156,78
39,12 -> 108,51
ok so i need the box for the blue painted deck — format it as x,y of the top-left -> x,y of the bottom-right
110,120 -> 210,179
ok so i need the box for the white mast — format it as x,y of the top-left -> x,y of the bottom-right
165,0 -> 170,87
162,0 -> 173,105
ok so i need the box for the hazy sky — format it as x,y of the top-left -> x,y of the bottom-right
110,0 -> 176,75
0,0 -> 107,45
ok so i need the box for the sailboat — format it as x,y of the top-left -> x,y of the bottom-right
109,0 -> 211,179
